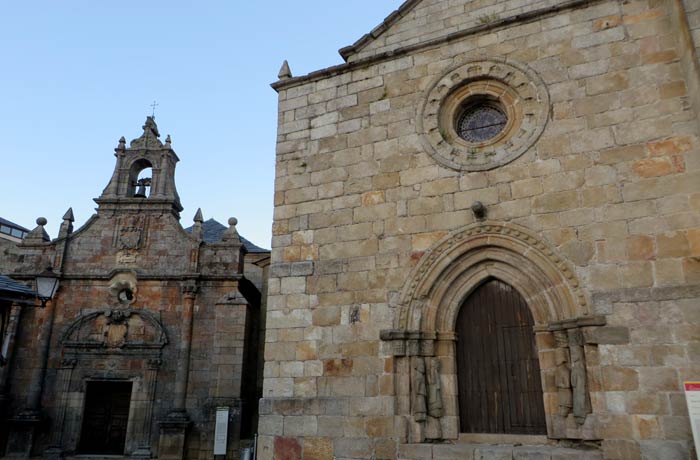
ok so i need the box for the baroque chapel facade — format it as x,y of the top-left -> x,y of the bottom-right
262,0 -> 700,459
0,118 -> 269,459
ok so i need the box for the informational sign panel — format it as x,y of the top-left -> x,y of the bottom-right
214,407 -> 230,456
684,382 -> 700,459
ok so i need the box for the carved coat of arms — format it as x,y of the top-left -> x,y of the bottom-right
116,215 -> 146,250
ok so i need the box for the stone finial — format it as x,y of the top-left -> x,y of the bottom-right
221,217 -> 240,242
129,116 -> 163,149
24,217 -> 50,243
143,116 -> 160,137
165,135 -> 172,148
191,208 -> 204,240
116,136 -> 126,151
59,208 -> 75,238
193,208 -> 204,223
62,208 -> 75,222
278,60 -> 292,80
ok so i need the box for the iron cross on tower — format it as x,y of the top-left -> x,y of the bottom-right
150,101 -> 159,118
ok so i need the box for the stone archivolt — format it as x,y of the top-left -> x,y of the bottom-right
395,220 -> 589,332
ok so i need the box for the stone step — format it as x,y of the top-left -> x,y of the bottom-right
399,443 -> 603,460
64,456 -> 128,460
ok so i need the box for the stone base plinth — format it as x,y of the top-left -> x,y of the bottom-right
402,443 -> 603,460
5,410 -> 43,459
158,410 -> 190,460
41,446 -> 64,460
130,445 -> 153,460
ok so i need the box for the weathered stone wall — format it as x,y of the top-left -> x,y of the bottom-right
0,238 -> 19,274
682,0 -> 700,57
263,0 -> 700,458
347,0 -> 567,62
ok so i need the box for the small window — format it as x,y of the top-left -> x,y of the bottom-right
10,228 -> 23,238
0,226 -> 11,235
457,102 -> 508,143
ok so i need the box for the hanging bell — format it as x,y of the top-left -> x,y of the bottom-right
134,183 -> 147,198
134,178 -> 151,198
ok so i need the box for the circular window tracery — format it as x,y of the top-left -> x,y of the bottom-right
417,59 -> 550,171
457,102 -> 508,143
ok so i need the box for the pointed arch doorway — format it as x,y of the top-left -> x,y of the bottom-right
456,279 -> 546,435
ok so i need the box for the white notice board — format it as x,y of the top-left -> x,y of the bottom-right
684,382 -> 700,459
214,407 -> 230,456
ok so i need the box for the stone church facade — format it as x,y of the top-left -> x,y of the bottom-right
262,0 -> 700,459
0,118 -> 269,459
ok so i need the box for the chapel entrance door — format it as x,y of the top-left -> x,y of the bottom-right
456,279 -> 546,434
78,381 -> 132,454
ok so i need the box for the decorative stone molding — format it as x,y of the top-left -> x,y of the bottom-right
396,221 -> 589,331
417,58 -> 550,171
380,329 -> 436,357
108,272 -> 138,306
61,309 -> 168,350
59,357 -> 78,369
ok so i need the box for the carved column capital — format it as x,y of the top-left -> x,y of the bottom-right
181,282 -> 198,298
380,329 -> 437,357
59,358 -> 78,369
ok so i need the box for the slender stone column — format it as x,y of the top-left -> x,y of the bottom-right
0,304 -> 23,413
132,358 -> 161,459
43,358 -> 77,459
26,298 -> 57,411
173,284 -> 197,411
6,300 -> 57,458
158,284 -> 197,460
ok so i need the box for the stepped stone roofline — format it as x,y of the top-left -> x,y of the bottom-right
185,218 -> 269,253
271,0 -> 601,92
338,0 -> 421,61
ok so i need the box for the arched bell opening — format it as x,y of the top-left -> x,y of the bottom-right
127,159 -> 153,198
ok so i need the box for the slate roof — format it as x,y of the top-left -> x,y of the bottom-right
0,275 -> 35,298
185,219 -> 269,253
0,217 -> 29,232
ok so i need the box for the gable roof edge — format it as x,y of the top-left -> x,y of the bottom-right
273,0 -> 601,92
339,0 -> 423,62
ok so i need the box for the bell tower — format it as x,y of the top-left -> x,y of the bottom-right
96,117 -> 183,218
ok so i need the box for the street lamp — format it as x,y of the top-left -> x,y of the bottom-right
35,267 -> 60,308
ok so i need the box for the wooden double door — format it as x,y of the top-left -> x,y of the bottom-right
78,381 -> 132,454
456,279 -> 546,435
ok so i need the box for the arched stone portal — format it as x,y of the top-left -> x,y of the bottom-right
381,222 -> 603,443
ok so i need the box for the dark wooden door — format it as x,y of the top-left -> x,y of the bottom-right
456,279 -> 546,434
78,381 -> 132,454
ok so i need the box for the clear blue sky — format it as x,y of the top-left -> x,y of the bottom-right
0,1 -> 398,248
